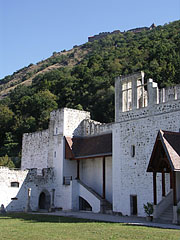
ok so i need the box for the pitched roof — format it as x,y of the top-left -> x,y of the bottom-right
65,133 -> 112,160
147,130 -> 180,172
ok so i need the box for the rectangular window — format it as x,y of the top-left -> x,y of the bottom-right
11,197 -> 18,200
130,195 -> 137,215
122,81 -> 132,112
11,182 -> 19,188
131,145 -> 135,157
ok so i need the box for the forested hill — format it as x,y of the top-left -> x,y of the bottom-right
0,20 -> 180,167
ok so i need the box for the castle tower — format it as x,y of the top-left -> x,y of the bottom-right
115,71 -> 161,122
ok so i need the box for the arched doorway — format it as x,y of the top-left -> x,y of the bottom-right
38,190 -> 51,210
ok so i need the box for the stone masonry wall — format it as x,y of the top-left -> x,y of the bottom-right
113,99 -> 180,216
63,108 -> 90,137
0,167 -> 56,212
21,130 -> 50,170
0,167 -> 28,211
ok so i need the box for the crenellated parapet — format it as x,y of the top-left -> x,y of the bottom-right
26,168 -> 55,183
82,119 -> 113,136
115,71 -> 180,122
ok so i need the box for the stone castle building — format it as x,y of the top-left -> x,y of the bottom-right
0,71 -> 180,223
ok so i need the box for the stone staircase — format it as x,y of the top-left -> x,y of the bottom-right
158,204 -> 173,223
100,199 -> 112,214
77,180 -> 112,214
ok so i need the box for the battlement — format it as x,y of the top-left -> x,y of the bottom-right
115,72 -> 180,122
82,119 -> 112,136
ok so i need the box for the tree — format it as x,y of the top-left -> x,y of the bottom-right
0,155 -> 15,168
0,105 -> 14,145
31,90 -> 58,129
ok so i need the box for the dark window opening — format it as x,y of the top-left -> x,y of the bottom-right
131,145 -> 135,157
79,197 -> 92,211
130,195 -> 137,215
11,197 -> 18,200
11,182 -> 19,188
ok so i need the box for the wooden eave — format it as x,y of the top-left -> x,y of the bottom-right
147,130 -> 174,173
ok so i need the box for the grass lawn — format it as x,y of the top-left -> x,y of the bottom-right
0,213 -> 179,240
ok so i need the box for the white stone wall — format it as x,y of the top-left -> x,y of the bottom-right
0,167 -> 56,212
20,108 -> 95,212
21,108 -> 91,170
63,158 -> 77,180
79,157 -> 112,203
63,108 -> 90,137
0,167 -> 28,211
14,79 -> 180,216
80,157 -> 103,196
21,130 -> 50,170
82,119 -> 113,136
113,99 -> 180,216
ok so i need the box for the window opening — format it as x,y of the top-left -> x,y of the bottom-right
11,182 -> 19,188
131,145 -> 135,157
130,195 -> 137,215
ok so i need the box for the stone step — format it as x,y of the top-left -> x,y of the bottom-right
159,205 -> 173,221
78,179 -> 112,214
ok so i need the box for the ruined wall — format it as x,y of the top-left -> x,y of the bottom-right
82,119 -> 113,136
0,167 -> 56,212
0,167 -> 28,211
115,72 -> 180,122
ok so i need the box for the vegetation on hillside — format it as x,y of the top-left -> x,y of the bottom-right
0,20 -> 179,166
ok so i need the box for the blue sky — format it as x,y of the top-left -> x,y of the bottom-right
0,0 -> 179,79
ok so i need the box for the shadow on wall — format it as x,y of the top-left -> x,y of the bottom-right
6,168 -> 54,212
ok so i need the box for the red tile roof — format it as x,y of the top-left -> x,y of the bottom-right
65,133 -> 112,160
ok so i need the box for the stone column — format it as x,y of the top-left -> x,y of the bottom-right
147,79 -> 159,106
132,77 -> 138,110
25,188 -> 32,212
172,171 -> 178,224
162,172 -> 165,197
153,172 -> 157,205
115,76 -> 122,122
49,189 -> 55,212
52,189 -> 55,207
153,172 -> 158,219
102,157 -> 106,199
76,160 -> 80,180
170,171 -> 173,189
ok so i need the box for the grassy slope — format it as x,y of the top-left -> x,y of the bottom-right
0,47 -> 89,98
0,213 -> 179,240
